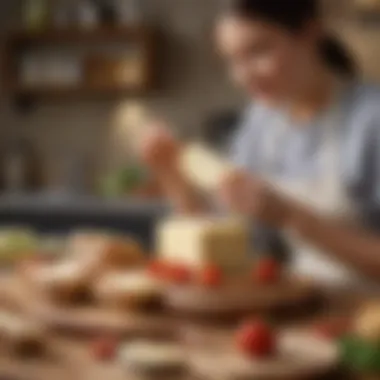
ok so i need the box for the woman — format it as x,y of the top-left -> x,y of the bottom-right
140,0 -> 380,288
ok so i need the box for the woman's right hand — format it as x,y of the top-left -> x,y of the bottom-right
139,124 -> 181,174
139,123 -> 210,214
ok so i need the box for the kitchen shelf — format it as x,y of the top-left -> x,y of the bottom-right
352,1 -> 380,24
7,83 -> 151,99
355,10 -> 380,24
2,26 -> 156,100
6,26 -> 153,45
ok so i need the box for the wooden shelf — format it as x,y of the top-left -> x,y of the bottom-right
1,26 -> 157,100
6,26 -> 153,45
355,10 -> 380,24
10,86 -> 146,99
7,84 -> 150,99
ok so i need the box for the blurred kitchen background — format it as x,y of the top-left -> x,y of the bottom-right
0,0 -> 379,246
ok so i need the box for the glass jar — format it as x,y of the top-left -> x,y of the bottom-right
23,0 -> 50,30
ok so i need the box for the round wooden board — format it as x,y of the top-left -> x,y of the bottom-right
164,277 -> 318,318
0,275 -> 176,339
188,330 -> 339,380
29,307 -> 176,339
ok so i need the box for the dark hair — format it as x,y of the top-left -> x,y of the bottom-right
223,0 -> 356,77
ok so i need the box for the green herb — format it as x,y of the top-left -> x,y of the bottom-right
100,165 -> 148,197
339,335 -> 380,373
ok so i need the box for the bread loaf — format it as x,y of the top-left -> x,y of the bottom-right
180,143 -> 234,192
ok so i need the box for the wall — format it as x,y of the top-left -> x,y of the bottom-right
0,0 -> 242,190
324,0 -> 380,81
0,0 -> 240,189
0,0 -> 380,191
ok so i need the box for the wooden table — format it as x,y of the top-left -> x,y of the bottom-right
0,335 -> 372,380
0,318 -> 372,380
0,336 -> 190,380
0,280 -> 373,380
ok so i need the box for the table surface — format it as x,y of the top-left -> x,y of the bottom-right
0,284 -> 374,380
0,333 -> 372,380
0,194 -> 168,217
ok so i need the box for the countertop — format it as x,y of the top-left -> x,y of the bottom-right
0,194 -> 169,241
0,194 -> 169,217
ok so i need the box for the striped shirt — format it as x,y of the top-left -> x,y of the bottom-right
229,82 -> 380,257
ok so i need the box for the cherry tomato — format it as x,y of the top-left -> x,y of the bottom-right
147,260 -> 167,278
236,319 -> 276,358
253,258 -> 281,285
91,336 -> 118,361
169,264 -> 192,284
200,265 -> 223,288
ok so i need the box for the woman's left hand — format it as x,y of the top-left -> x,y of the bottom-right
219,170 -> 294,227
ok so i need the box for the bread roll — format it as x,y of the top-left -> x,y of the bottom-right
0,311 -> 45,355
21,260 -> 90,304
67,232 -> 145,272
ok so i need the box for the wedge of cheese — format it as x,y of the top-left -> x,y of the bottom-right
180,143 -> 234,192
96,270 -> 161,301
157,217 -> 250,274
119,340 -> 185,371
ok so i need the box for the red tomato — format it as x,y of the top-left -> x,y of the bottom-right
91,336 -> 118,361
236,320 -> 276,358
200,265 -> 223,288
169,264 -> 192,284
253,258 -> 281,285
147,260 -> 166,278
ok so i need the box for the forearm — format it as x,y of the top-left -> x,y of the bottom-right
291,208 -> 380,280
156,166 -> 211,214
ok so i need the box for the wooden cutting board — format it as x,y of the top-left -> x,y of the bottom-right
187,329 -> 339,380
164,276 -> 319,319
0,275 -> 177,339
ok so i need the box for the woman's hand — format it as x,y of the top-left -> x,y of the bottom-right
219,170 -> 294,227
139,124 -> 181,174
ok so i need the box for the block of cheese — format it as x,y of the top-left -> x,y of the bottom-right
157,217 -> 250,274
180,143 -> 234,191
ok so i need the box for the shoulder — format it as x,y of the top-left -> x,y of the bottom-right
346,82 -> 380,121
232,102 -> 274,141
342,82 -> 380,142
351,82 -> 380,101
229,103 -> 268,151
228,102 -> 270,167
